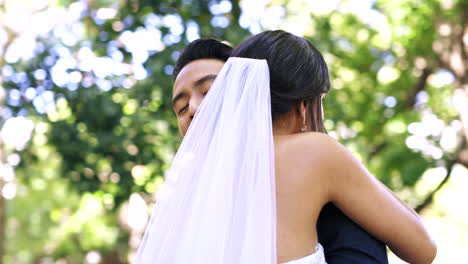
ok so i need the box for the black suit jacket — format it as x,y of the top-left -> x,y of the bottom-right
317,203 -> 389,264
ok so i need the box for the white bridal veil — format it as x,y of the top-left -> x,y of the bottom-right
134,57 -> 276,264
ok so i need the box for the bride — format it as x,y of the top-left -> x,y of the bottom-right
134,30 -> 436,264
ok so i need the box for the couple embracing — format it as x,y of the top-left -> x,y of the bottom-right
135,30 -> 436,264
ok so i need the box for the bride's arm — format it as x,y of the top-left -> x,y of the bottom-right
309,133 -> 436,264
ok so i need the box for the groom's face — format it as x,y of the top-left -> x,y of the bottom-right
172,59 -> 225,136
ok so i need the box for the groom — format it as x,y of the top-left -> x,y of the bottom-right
171,38 -> 389,264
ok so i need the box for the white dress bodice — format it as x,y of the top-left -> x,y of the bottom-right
280,244 -> 327,264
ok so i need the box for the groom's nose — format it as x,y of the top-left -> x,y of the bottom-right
188,95 -> 203,119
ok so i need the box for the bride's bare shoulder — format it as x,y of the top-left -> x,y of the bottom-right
275,132 -> 342,155
274,132 -> 343,195
274,132 -> 349,173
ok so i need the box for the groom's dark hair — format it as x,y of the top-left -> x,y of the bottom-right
173,39 -> 233,80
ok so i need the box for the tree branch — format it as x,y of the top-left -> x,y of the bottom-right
460,1 -> 468,65
415,137 -> 467,213
366,142 -> 387,163
367,67 -> 433,161
415,159 -> 456,213
403,67 -> 433,108
0,16 -> 18,68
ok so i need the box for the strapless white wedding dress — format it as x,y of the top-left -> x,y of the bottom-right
281,244 -> 327,264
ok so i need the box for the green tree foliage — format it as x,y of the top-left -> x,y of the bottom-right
284,0 -> 466,205
2,0 -> 249,262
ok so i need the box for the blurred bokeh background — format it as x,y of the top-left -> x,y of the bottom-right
0,0 -> 467,263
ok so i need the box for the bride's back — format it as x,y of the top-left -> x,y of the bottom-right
274,133 -> 328,263
232,30 -> 436,264
230,30 -> 332,263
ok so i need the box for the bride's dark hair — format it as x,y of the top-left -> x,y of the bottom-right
231,30 -> 330,133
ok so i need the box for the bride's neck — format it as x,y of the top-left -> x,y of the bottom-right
272,113 -> 302,135
272,121 -> 300,135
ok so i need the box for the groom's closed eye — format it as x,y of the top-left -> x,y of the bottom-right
178,104 -> 189,115
173,92 -> 189,114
